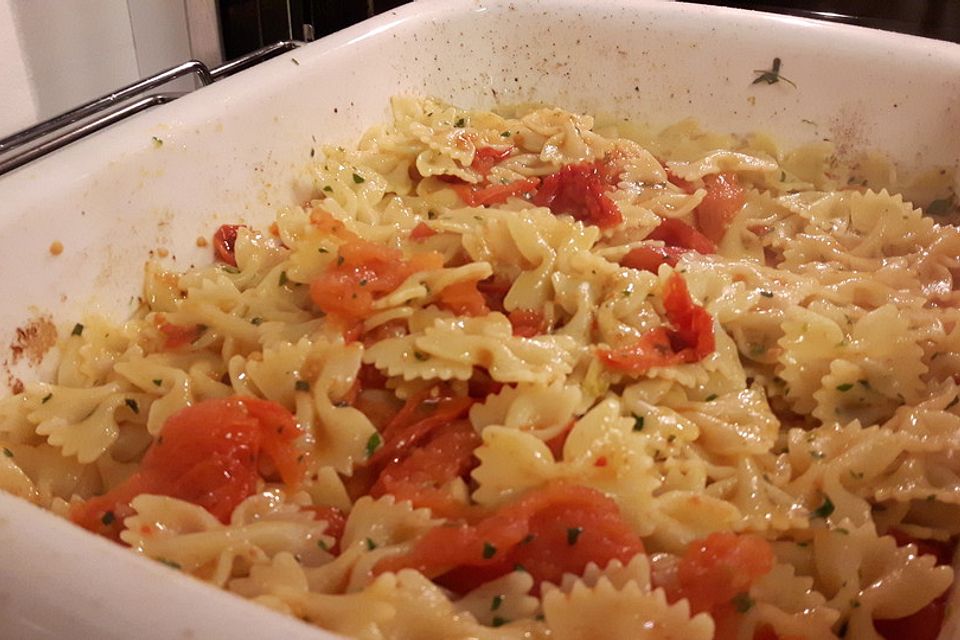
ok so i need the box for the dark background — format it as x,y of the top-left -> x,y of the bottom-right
218,0 -> 960,60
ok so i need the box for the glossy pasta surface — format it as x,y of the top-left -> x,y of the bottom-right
2,97 -> 959,640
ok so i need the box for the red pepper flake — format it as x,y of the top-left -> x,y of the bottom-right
508,309 -> 546,337
594,456 -> 608,467
695,173 -> 746,244
619,245 -> 688,273
532,159 -> 623,228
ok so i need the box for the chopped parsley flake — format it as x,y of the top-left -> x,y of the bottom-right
632,414 -> 645,431
928,198 -> 953,216
158,558 -> 181,570
850,470 -> 864,479
365,537 -> 377,550
101,511 -> 116,526
71,323 -> 84,336
491,595 -> 504,611
482,542 -> 497,559
318,247 -> 329,253
152,379 -> 163,387
705,393 -> 718,402
291,57 -> 300,66
513,563 -> 526,573
317,539 -> 329,551
337,255 -> 345,266
125,398 -> 140,414
836,383 -> 854,392
2,447 -> 13,458
566,526 -> 583,545
250,317 -> 264,326
365,433 -> 382,458
759,290 -> 774,298
359,278 -> 368,287
522,534 -> 535,545
454,117 -> 466,127
352,173 -> 365,184
491,617 -> 507,628
41,393 -> 52,404
151,136 -> 163,148
222,265 -> 240,274
500,131 -> 511,137
413,351 -> 429,361
323,185 -> 333,192
811,496 -> 835,519
295,380 -> 310,392
279,271 -> 289,286
731,592 -> 754,613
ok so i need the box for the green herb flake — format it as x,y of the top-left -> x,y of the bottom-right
858,379 -> 870,389
850,598 -> 861,609
810,450 -> 825,460
365,433 -> 382,458
759,290 -> 774,298
2,447 -> 13,458
705,393 -> 718,402
71,323 -> 84,336
291,57 -> 300,66
427,210 -> 437,220
337,255 -> 345,266
359,278 -> 368,287
323,185 -> 333,193
751,57 -> 797,88
731,592 -> 754,613
811,496 -> 835,519
365,537 -> 377,550
482,542 -> 497,559
295,380 -> 310,392
152,379 -> 163,387
513,563 -> 526,573
500,131 -> 511,137
317,539 -> 329,551
279,271 -> 289,286
413,351 -> 430,361
632,414 -> 645,431
250,317 -> 264,326
836,383 -> 854,392
151,136 -> 163,148
158,558 -> 181,570
41,393 -> 52,404
491,595 -> 504,611
491,617 -> 507,628
835,528 -> 850,535
101,511 -> 116,526
222,265 -> 240,274
850,470 -> 864,480
521,533 -> 535,545
352,173 -> 365,184
125,398 -> 140,414
454,117 -> 466,128
566,526 -> 583,546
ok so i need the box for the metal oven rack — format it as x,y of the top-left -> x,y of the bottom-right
0,41 -> 301,177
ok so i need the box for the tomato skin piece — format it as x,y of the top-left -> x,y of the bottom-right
675,532 -> 774,614
619,245 -> 687,273
70,397 -> 303,539
453,177 -> 540,207
532,160 -> 623,228
409,222 -> 437,241
213,224 -> 245,267
873,530 -> 955,640
647,218 -> 717,254
304,505 -> 347,554
695,172 -> 746,243
437,279 -> 489,317
477,277 -> 512,313
377,483 -> 644,594
471,146 -> 513,176
309,238 -> 443,325
368,392 -> 475,468
508,308 -> 546,337
157,320 -> 203,350
371,420 -> 480,519
598,272 -> 715,375
666,169 -> 697,194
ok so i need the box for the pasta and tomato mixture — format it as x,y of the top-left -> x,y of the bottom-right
2,97 -> 959,640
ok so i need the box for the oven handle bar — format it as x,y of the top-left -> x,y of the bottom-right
0,40 -> 301,176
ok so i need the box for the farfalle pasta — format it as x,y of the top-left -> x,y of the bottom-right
1,96 -> 959,640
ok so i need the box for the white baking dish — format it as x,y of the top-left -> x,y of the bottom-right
1,1 -> 958,638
